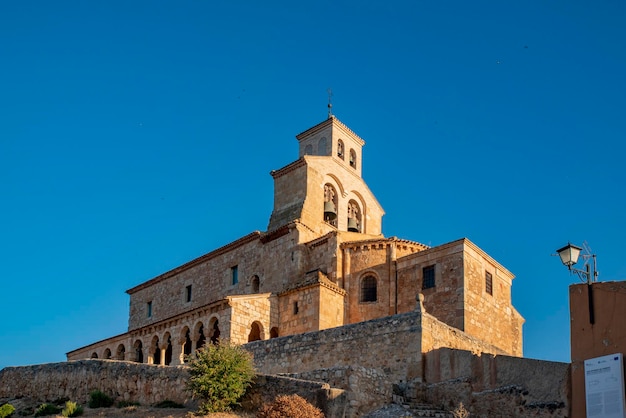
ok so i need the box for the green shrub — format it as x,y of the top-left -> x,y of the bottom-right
186,341 -> 255,414
61,401 -> 83,417
0,403 -> 15,418
116,400 -> 140,408
153,400 -> 184,409
257,394 -> 324,418
34,403 -> 61,417
88,390 -> 114,408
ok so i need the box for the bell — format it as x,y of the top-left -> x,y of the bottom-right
324,201 -> 337,220
347,217 -> 359,232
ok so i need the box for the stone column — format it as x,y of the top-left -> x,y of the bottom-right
159,343 -> 167,366
173,338 -> 185,366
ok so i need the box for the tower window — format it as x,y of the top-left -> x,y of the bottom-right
349,149 -> 357,168
185,285 -> 192,302
360,275 -> 377,302
485,271 -> 493,295
337,139 -> 345,159
147,301 -> 153,318
324,184 -> 338,227
347,200 -> 361,232
422,265 -> 435,289
231,265 -> 239,285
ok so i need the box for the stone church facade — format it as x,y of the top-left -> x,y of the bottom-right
67,116 -> 524,366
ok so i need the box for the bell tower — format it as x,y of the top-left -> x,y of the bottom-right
296,116 -> 364,177
267,116 -> 384,237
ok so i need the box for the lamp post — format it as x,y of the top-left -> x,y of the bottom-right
556,243 -> 598,284
556,242 -> 598,324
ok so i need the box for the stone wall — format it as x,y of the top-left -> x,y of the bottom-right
0,360 -> 346,417
396,238 -> 524,356
409,347 -> 571,417
245,311 -> 423,415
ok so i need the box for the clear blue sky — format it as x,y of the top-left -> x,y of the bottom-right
1,1 -> 625,370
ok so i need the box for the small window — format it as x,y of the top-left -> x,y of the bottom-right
293,301 -> 299,315
147,301 -> 153,318
360,276 -> 377,302
422,265 -> 435,289
186,285 -> 192,302
231,265 -> 239,285
304,144 -> 313,155
349,149 -> 357,168
485,271 -> 493,295
251,275 -> 260,293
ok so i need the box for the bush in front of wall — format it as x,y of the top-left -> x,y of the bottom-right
88,390 -> 114,408
186,341 -> 255,414
34,403 -> 61,417
61,401 -> 83,417
0,403 -> 15,418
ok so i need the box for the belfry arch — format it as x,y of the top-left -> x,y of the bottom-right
324,183 -> 338,226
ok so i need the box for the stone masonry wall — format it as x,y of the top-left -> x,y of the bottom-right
245,311 -> 423,415
0,360 -> 346,417
410,348 -> 571,417
227,294 -> 274,345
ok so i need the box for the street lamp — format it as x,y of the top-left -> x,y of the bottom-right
556,243 -> 598,284
556,242 -> 598,324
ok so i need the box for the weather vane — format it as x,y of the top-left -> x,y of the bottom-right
327,88 -> 333,118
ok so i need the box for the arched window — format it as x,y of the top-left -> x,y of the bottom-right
196,324 -> 206,350
248,321 -> 263,342
209,317 -> 221,345
318,137 -> 327,155
270,327 -> 279,338
304,144 -> 313,155
361,275 -> 377,302
164,334 -> 173,365
103,348 -> 112,360
251,275 -> 260,293
115,344 -> 125,361
183,328 -> 192,360
349,149 -> 357,169
91,352 -> 98,359
134,340 -> 144,363
337,140 -> 345,159
347,200 -> 361,232
151,336 -> 160,365
324,184 -> 338,227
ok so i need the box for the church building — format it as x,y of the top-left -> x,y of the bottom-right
67,115 -> 524,365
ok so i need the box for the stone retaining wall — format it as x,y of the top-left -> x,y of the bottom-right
0,360 -> 346,417
408,348 -> 571,416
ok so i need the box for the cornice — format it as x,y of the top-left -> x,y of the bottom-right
340,236 -> 429,251
126,231 -> 262,294
295,116 -> 365,146
270,158 -> 306,179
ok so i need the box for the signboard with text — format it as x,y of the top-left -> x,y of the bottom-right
584,353 -> 626,418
